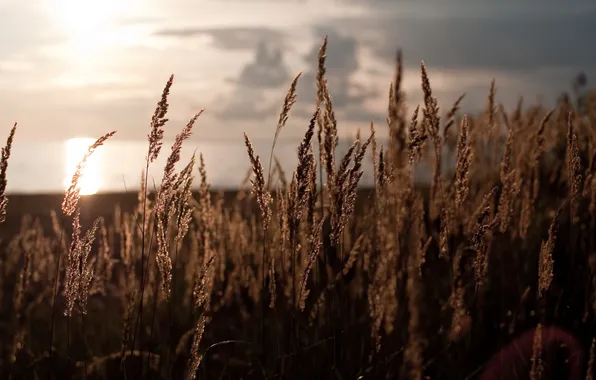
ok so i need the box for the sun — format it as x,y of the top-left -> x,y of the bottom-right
51,0 -> 117,32
49,0 -> 142,30
64,138 -> 102,196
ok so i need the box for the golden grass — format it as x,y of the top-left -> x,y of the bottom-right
0,37 -> 594,379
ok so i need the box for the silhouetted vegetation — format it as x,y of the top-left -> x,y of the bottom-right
0,38 -> 595,379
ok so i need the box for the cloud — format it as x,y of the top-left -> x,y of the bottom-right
156,26 -> 292,106
324,11 -> 596,71
0,4 -> 53,60
234,41 -> 290,88
214,87 -> 279,120
342,106 -> 383,124
213,35 -> 294,120
153,26 -> 285,51
6,1 -> 595,144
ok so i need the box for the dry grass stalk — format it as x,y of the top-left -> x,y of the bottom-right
530,323 -> 544,380
174,154 -> 196,243
439,207 -> 451,258
331,134 -> 373,245
538,203 -> 563,298
267,72 -> 302,187
155,111 -> 203,216
193,255 -> 216,315
498,123 -> 518,233
444,93 -> 466,142
315,37 -> 328,210
153,114 -> 202,301
455,116 -> 473,212
531,110 -> 554,172
448,247 -> 468,342
276,72 -> 301,137
467,188 -> 498,292
486,80 -> 500,168
387,49 -> 407,167
0,123 -> 16,223
420,62 -> 440,147
307,149 -> 317,223
321,49 -> 338,198
519,178 -> 534,240
64,213 -> 102,316
186,255 -> 216,379
342,235 -> 365,277
244,133 -> 272,233
377,147 -> 386,190
368,214 -> 397,352
186,314 -> 209,380
298,218 -> 324,311
293,108 -> 319,223
421,61 -> 444,223
156,215 -> 173,301
62,131 -> 117,216
148,74 -> 174,163
519,110 -> 554,239
407,106 -> 424,166
567,113 -> 582,224
315,35 -> 328,136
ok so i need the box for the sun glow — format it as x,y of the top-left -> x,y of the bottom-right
45,0 -> 143,64
52,0 -> 119,32
64,138 -> 102,196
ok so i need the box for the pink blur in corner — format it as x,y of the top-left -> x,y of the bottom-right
480,326 -> 584,380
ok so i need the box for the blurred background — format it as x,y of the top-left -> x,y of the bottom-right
0,0 -> 595,193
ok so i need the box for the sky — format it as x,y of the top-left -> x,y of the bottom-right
0,0 -> 595,193
0,0 -> 594,143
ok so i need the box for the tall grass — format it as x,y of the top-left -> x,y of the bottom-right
0,37 -> 595,379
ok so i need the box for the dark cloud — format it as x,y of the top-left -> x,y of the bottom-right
296,7 -> 596,115
153,26 -> 285,51
215,36 -> 294,120
235,41 -> 290,88
324,12 -> 596,71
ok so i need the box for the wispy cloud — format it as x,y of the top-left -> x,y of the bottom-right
154,26 -> 286,50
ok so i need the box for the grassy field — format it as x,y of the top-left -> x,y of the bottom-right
0,37 -> 595,379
